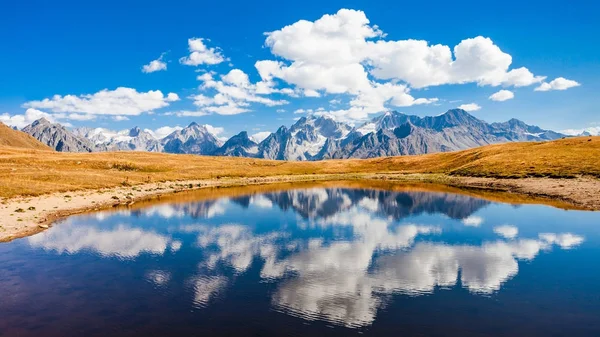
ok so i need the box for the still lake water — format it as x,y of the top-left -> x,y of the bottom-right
1,187 -> 600,336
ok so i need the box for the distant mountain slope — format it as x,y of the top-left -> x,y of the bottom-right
0,122 -> 52,150
325,109 -> 565,159
212,131 -> 259,157
73,126 -> 162,152
22,118 -> 95,152
162,122 -> 222,155
22,109 -> 566,160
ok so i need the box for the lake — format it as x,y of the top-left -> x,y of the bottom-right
1,186 -> 599,336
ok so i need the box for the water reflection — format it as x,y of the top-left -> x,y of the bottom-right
11,187 -> 594,334
28,222 -> 182,259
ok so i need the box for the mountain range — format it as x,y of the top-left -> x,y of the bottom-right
16,109 -> 566,159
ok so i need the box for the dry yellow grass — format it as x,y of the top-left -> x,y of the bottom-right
0,136 -> 598,198
0,122 -> 51,150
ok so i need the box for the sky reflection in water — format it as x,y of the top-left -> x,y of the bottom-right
1,188 -> 600,336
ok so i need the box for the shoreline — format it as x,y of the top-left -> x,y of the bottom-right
1,173 -> 599,242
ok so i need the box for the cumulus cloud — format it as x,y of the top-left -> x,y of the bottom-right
162,191 -> 585,328
166,9 -> 576,123
203,124 -> 225,138
180,38 -> 226,66
27,222 -> 177,259
244,8 -> 583,122
184,69 -> 289,116
142,53 -> 168,73
260,9 -> 552,121
535,77 -> 581,91
494,225 -> 519,239
250,195 -> 274,208
539,232 -> 584,249
112,115 -> 129,121
168,110 -> 210,117
560,126 -> 600,136
143,205 -> 186,218
458,103 -> 481,112
462,216 -> 484,227
0,108 -> 71,129
259,9 -> 553,92
23,87 -> 179,117
489,89 -> 515,101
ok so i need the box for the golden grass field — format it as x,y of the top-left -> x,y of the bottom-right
1,136 -> 598,199
0,122 -> 51,150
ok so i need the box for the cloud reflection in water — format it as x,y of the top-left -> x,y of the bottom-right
25,187 -> 587,328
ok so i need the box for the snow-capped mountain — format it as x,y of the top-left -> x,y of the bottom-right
22,109 -> 567,159
73,126 -> 162,152
161,122 -> 223,155
258,115 -> 353,160
325,109 -> 566,159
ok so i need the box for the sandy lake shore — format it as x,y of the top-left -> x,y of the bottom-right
1,173 -> 599,242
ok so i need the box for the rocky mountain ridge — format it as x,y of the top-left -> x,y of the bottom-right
20,109 -> 566,160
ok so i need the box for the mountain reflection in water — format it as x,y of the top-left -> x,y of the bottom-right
1,187 -> 597,336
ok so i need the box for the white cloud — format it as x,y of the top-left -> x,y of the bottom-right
318,83 -> 438,122
185,69 -> 289,116
0,108 -> 66,129
260,10 -> 551,92
112,115 -> 129,121
250,195 -> 274,208
269,228 -> 582,327
28,222 -> 176,259
146,126 -> 183,139
168,110 -> 210,117
539,233 -> 584,249
369,36 -> 545,88
494,225 -> 519,239
203,124 -> 225,138
535,77 -> 581,91
251,131 -> 271,143
163,192 -> 585,328
489,89 -> 514,102
205,105 -> 250,116
462,216 -> 483,227
23,87 -> 180,117
180,38 -> 226,66
142,53 -> 167,73
303,89 -> 321,97
560,126 -> 600,136
458,103 -> 481,112
189,276 -> 228,308
143,205 -> 186,218
245,9 -> 582,122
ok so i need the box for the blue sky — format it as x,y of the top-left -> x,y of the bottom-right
1,0 -> 597,138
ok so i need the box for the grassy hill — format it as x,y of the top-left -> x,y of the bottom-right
0,122 -> 51,150
0,136 -> 598,198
